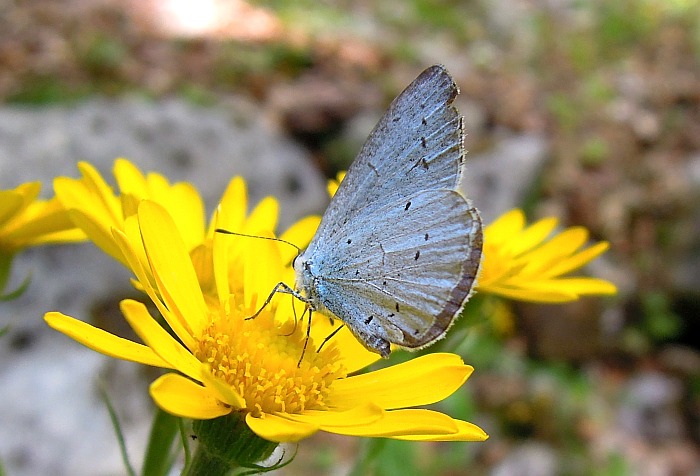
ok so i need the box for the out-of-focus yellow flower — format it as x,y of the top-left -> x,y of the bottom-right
45,200 -> 487,443
477,209 -> 616,303
327,171 -> 346,197
0,181 -> 85,253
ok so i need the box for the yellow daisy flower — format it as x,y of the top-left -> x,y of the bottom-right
53,158 -> 206,268
53,158 -> 319,302
45,200 -> 487,443
476,209 -> 617,302
0,181 -> 85,253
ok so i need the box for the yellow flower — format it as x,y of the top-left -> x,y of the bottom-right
0,181 -> 85,253
54,158 -> 206,268
326,171 -> 346,197
53,158 -> 320,301
45,200 -> 487,443
477,209 -> 617,302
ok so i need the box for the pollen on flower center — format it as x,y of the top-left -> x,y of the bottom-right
194,308 -> 346,417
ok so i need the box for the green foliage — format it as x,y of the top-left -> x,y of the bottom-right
99,382 -> 137,476
6,77 -> 92,104
141,409 -> 181,476
579,136 -> 609,167
0,253 -> 32,301
641,291 -> 683,341
79,33 -> 128,74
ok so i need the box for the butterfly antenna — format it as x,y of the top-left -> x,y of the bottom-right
214,228 -> 302,254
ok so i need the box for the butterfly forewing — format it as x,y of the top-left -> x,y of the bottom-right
308,65 -> 464,249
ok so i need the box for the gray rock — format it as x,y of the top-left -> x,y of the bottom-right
618,371 -> 686,441
0,97 -> 326,476
0,97 -> 327,224
461,132 -> 548,223
491,442 -> 559,476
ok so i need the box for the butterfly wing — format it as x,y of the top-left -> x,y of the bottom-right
296,65 -> 483,357
307,65 -> 465,252
308,189 -> 482,356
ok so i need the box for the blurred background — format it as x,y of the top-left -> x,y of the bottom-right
0,0 -> 699,474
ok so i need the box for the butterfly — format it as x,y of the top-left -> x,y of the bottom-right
289,65 -> 483,357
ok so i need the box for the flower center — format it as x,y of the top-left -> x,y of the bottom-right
194,305 -> 346,417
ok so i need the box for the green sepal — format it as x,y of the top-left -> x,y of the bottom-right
185,413 -> 278,476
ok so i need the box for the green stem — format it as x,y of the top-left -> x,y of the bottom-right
141,408 -> 180,476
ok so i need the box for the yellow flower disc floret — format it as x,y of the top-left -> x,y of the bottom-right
195,308 -> 346,417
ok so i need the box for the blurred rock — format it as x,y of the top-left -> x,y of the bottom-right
461,132 -> 548,223
491,442 -> 559,476
0,97 -> 327,224
671,152 -> 700,294
618,371 -> 685,441
0,97 -> 325,476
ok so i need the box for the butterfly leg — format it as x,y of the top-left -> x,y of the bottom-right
317,324 -> 345,353
246,281 -> 305,320
297,307 -> 313,368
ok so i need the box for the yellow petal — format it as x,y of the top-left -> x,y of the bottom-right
75,161 -> 123,225
215,176 -> 247,235
542,277 -> 618,296
508,217 -> 558,256
484,209 -> 525,244
245,412 -> 319,443
120,300 -> 203,380
278,215 -> 321,264
2,198 -> 83,243
481,282 -> 579,303
199,364 -> 246,410
392,413 -> 489,441
138,201 -> 208,335
319,408 -> 458,438
162,182 -> 205,250
65,209 -> 127,266
285,403 -> 384,428
309,321 -> 380,373
114,158 -> 148,196
539,241 -> 610,278
44,312 -> 168,367
0,189 -> 29,225
330,353 -> 472,409
243,232 -> 284,311
245,196 -> 278,235
150,373 -> 231,419
111,223 -> 197,350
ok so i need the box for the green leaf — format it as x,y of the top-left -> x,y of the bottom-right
99,382 -> 136,476
141,408 -> 181,476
